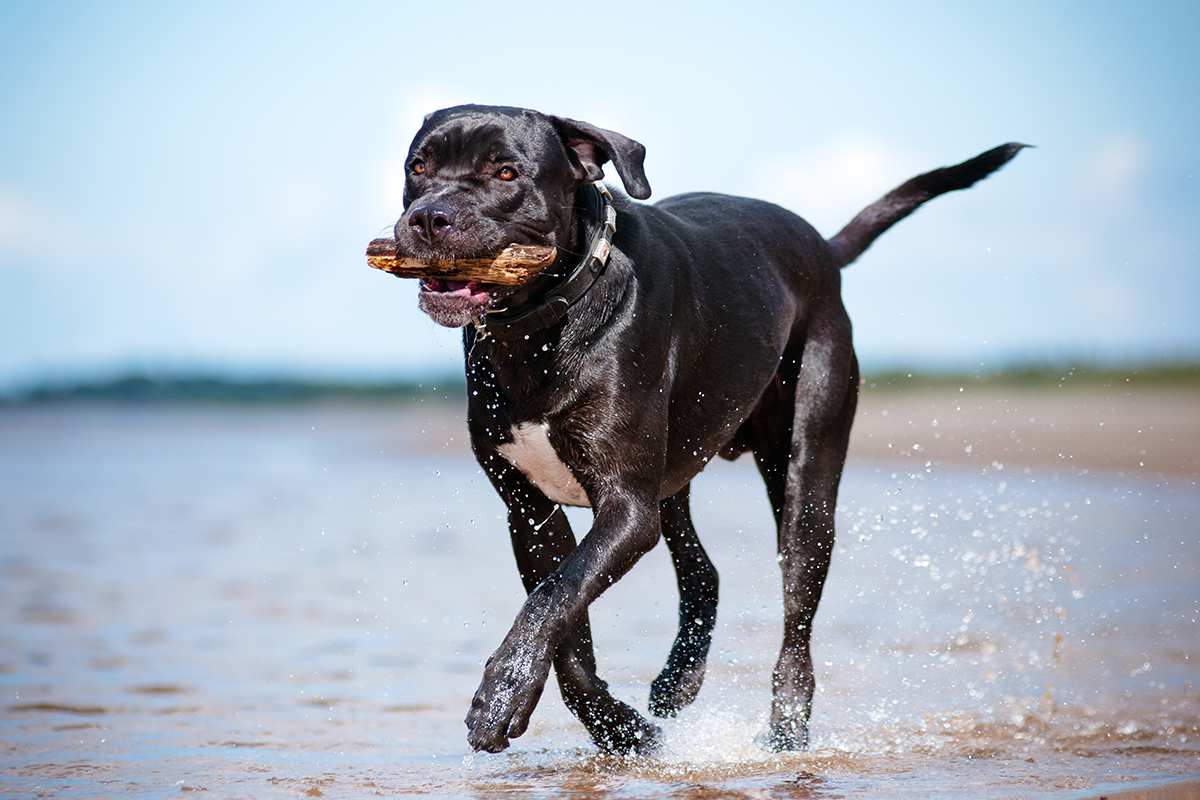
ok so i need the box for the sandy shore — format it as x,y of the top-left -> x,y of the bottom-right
2,398 -> 1196,797
851,384 -> 1199,478
1081,779 -> 1200,799
399,384 -> 1199,479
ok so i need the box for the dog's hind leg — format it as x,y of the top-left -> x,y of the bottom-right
749,339 -> 804,530
765,309 -> 859,751
479,454 -> 659,753
649,483 -> 719,717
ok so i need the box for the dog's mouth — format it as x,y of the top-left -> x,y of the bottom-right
418,278 -> 498,307
408,236 -> 549,327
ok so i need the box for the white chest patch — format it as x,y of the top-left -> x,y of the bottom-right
497,422 -> 590,507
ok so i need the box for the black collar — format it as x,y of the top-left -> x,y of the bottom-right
475,182 -> 616,339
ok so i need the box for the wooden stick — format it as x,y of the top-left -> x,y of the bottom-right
366,239 -> 557,285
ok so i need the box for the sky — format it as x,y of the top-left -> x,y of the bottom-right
1,1 -> 1198,386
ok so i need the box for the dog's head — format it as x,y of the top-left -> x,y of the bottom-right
393,105 -> 651,327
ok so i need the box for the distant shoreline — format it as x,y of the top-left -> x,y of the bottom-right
4,362 -> 1198,406
4,375 -> 1194,479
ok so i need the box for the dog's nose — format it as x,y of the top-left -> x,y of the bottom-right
406,204 -> 455,243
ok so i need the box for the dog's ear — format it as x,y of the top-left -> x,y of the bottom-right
550,116 -> 652,200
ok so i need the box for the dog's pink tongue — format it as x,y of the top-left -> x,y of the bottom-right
438,280 -> 491,306
445,280 -> 490,299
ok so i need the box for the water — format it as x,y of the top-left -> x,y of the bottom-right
1,404 -> 1197,798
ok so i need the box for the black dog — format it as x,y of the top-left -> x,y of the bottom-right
387,104 -> 1024,754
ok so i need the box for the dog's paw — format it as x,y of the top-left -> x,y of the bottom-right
588,701 -> 662,755
652,647 -> 705,714
762,718 -> 810,752
464,639 -> 553,753
648,655 -> 707,718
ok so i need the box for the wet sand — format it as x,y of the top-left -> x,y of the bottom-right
1085,778 -> 1200,799
852,384 -> 1200,478
387,384 -> 1200,478
1,389 -> 1197,798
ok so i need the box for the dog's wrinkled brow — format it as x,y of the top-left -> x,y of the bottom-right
417,121 -> 513,166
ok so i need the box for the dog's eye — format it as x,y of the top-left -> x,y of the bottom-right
411,160 -> 427,175
496,166 -> 517,181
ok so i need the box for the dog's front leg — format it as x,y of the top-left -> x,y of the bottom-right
465,484 -> 662,753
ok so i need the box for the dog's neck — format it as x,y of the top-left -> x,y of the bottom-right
473,183 -> 616,341
464,187 -> 633,415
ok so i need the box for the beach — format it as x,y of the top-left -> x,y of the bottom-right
1,385 -> 1197,798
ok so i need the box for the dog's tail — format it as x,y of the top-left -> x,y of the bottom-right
827,142 -> 1030,268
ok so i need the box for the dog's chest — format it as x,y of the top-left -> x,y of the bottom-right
496,422 -> 590,507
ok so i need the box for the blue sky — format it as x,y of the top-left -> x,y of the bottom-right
2,1 -> 1198,385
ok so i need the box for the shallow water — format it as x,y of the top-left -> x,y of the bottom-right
1,404 -> 1197,798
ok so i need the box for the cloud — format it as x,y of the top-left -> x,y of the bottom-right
0,187 -> 50,259
748,137 -> 924,236
1087,135 -> 1145,198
